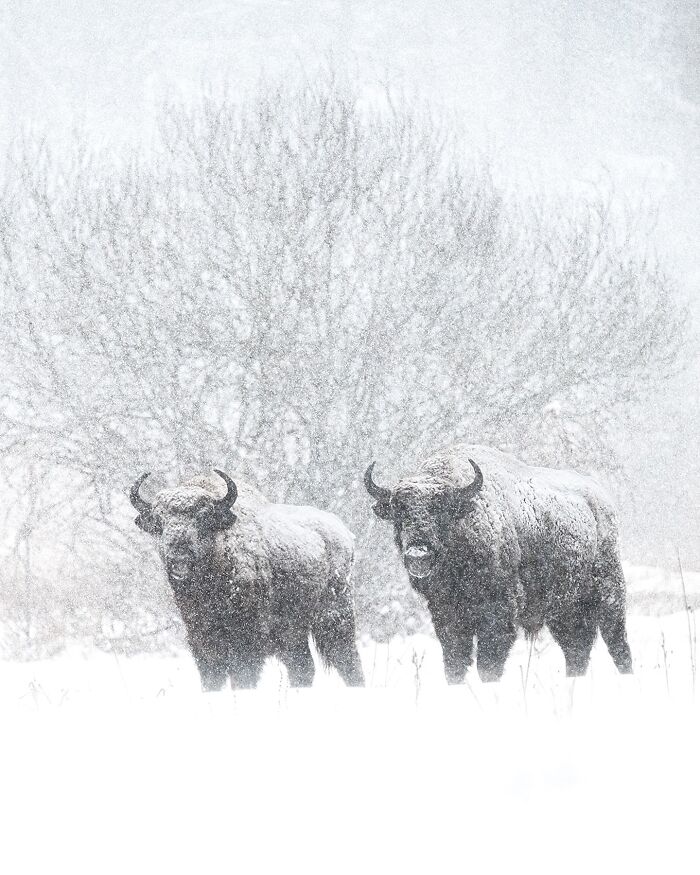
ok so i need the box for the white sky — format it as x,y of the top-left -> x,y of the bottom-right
1,0 -> 698,286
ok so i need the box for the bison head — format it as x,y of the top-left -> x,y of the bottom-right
364,459 -> 483,580
130,469 -> 238,588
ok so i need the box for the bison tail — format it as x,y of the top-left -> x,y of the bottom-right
311,581 -> 365,687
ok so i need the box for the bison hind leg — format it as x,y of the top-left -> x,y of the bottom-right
548,610 -> 598,677
599,609 -> 633,675
311,584 -> 365,687
594,553 -> 633,674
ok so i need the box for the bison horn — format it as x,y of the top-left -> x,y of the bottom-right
364,462 -> 392,504
466,459 -> 484,496
448,458 -> 484,515
130,472 -> 152,515
213,469 -> 238,508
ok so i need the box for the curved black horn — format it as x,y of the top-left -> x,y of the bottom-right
213,469 -> 238,508
364,462 -> 391,503
466,459 -> 483,497
130,472 -> 152,515
452,459 -> 484,506
448,458 -> 484,514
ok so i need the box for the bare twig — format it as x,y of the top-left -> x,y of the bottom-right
677,546 -> 696,695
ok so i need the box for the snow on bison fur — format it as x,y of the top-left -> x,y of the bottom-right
364,445 -> 633,683
130,470 -> 364,690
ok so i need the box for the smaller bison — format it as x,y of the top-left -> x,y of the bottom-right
130,470 -> 364,690
364,444 -> 633,683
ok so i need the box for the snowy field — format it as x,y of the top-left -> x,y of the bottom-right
3,564 -> 700,874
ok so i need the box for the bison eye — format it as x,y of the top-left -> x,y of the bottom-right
391,502 -> 409,522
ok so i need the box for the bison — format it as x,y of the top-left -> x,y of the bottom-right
364,444 -> 633,683
130,470 -> 364,690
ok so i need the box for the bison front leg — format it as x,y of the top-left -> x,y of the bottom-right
280,640 -> 316,688
185,625 -> 233,692
442,636 -> 475,684
192,652 -> 229,692
429,603 -> 475,685
476,608 -> 517,683
228,647 -> 265,690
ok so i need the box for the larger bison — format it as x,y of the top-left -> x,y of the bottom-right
130,470 -> 364,690
364,444 -> 632,682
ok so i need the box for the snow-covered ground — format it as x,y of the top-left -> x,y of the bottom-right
3,564 -> 700,874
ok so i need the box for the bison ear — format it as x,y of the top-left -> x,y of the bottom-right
214,509 -> 237,530
134,513 -> 162,536
205,506 -> 237,532
372,501 -> 393,521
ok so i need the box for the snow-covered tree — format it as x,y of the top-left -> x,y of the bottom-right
0,73 -> 687,649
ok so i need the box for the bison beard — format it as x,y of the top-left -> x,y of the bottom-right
130,471 -> 364,691
365,445 -> 633,683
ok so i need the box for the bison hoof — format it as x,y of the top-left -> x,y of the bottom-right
477,669 -> 503,683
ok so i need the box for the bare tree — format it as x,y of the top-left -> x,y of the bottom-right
0,72 -> 687,650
